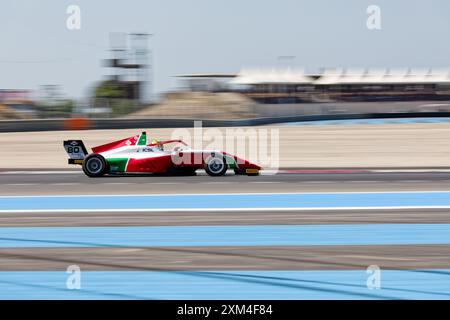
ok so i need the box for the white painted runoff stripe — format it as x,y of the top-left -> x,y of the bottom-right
0,205 -> 450,214
2,190 -> 450,199
0,171 -> 80,175
372,169 -> 450,173
0,170 -> 234,175
1,192 -> 449,212
3,169 -> 450,175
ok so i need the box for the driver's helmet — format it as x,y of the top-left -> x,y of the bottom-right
152,139 -> 164,151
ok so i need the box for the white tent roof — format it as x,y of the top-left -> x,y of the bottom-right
229,68 -> 314,85
314,68 -> 450,85
180,68 -> 450,86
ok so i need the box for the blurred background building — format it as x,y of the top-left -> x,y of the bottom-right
0,90 -> 36,119
179,68 -> 450,104
2,29 -> 450,120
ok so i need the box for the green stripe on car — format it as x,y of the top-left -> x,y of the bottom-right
107,158 -> 129,172
225,155 -> 238,169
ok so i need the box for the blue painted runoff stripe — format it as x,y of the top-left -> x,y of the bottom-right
284,117 -> 450,126
1,192 -> 450,211
0,269 -> 449,300
1,224 -> 450,248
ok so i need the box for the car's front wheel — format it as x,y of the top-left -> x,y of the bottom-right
205,155 -> 228,177
82,154 -> 108,177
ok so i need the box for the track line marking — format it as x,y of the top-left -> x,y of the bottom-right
3,192 -> 450,212
1,205 -> 450,213
151,182 -> 186,185
103,183 -> 132,185
2,190 -> 450,198
249,182 -> 281,184
3,169 -> 450,175
0,171 -> 80,175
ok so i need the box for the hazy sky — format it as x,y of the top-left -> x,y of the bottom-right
0,0 -> 449,99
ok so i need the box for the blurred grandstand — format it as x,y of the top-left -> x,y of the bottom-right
2,68 -> 450,121
179,68 -> 450,104
135,68 -> 450,119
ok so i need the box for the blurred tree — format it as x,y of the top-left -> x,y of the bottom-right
93,81 -> 134,116
94,81 -> 125,99
37,85 -> 74,118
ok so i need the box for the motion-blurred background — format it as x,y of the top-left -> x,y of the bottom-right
1,0 -> 450,125
2,1 -> 450,301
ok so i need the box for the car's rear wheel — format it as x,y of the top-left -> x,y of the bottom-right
83,154 -> 108,177
205,155 -> 228,177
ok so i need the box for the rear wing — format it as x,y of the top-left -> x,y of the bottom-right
63,140 -> 89,165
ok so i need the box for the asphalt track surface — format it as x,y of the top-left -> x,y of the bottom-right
1,245 -> 449,271
2,209 -> 450,227
1,170 -> 450,299
3,170 -> 450,195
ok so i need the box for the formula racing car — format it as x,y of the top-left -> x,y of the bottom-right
64,132 -> 261,177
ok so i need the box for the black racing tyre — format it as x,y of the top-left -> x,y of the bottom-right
82,154 -> 108,177
205,155 -> 228,177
